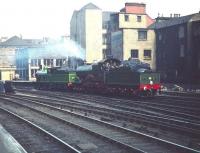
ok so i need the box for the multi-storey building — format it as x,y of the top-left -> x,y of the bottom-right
102,11 -> 117,59
110,3 -> 156,69
149,13 -> 200,83
70,3 -> 115,62
70,2 -> 156,68
70,3 -> 103,63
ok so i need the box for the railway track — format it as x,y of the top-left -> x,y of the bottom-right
15,87 -> 200,115
14,90 -> 200,132
66,91 -> 200,116
59,92 -> 200,121
0,106 -> 80,153
162,90 -> 200,98
0,96 -> 144,153
12,89 -> 200,148
0,94 -> 199,153
15,89 -> 200,122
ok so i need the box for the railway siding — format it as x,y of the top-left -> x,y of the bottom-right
0,95 -> 199,153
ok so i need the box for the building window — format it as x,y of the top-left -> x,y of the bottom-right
180,45 -> 185,57
103,34 -> 107,45
102,23 -> 108,29
131,49 -> 138,58
38,59 -> 41,66
137,16 -> 142,22
44,59 -> 53,67
50,59 -> 53,66
44,59 -> 49,66
193,26 -> 200,36
103,49 -> 107,59
144,50 -> 151,59
158,34 -> 162,41
62,59 -> 66,65
138,30 -> 147,40
124,15 -> 129,21
179,26 -> 184,38
31,59 -> 41,67
31,59 -> 37,66
56,59 -> 63,66
31,69 -> 37,78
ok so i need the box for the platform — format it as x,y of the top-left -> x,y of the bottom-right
0,124 -> 27,153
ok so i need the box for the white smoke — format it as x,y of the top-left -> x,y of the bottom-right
18,37 -> 86,60
42,37 -> 85,59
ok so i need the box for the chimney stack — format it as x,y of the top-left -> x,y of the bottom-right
124,3 -> 146,14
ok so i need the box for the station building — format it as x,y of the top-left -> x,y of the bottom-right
0,36 -> 82,81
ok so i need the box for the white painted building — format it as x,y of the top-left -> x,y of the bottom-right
70,3 -> 104,63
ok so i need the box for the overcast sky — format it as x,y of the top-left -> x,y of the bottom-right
0,0 -> 199,39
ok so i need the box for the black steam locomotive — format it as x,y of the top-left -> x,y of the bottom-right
36,58 -> 161,97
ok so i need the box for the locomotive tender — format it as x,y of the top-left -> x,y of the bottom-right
35,58 -> 161,97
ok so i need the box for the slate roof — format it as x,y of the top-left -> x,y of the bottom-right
0,36 -> 42,47
80,3 -> 101,11
148,14 -> 196,29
